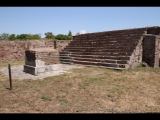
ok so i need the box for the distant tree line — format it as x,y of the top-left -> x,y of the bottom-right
45,30 -> 73,40
0,33 -> 41,40
0,30 -> 73,41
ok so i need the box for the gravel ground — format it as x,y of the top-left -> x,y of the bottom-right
0,64 -> 83,80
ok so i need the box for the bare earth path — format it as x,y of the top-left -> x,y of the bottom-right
0,64 -> 83,80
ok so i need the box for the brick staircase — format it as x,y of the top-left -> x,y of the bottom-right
59,27 -> 147,70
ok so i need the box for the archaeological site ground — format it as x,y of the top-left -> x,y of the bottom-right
0,26 -> 160,113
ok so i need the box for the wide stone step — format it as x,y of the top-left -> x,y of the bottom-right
60,61 -> 126,70
64,45 -> 136,50
60,61 -> 72,64
64,44 -> 137,49
63,48 -> 135,52
60,51 -> 132,56
59,53 -> 131,64
67,43 -> 138,47
60,54 -> 130,60
75,33 -> 144,40
60,57 -> 129,70
74,35 -> 142,41
69,41 -> 138,46
60,58 -> 72,61
70,59 -> 127,69
73,39 -> 140,43
60,56 -> 129,63
64,45 -> 135,50
72,37 -> 141,42
72,35 -> 143,40
61,48 -> 134,52
60,57 -> 129,64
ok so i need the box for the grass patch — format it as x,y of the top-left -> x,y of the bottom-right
0,60 -> 24,68
41,95 -> 52,101
114,76 -> 127,81
88,77 -> 103,82
0,61 -> 160,113
106,86 -> 125,94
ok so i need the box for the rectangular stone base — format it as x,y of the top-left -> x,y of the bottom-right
23,65 -> 57,75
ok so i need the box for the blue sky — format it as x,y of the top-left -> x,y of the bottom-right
0,7 -> 160,38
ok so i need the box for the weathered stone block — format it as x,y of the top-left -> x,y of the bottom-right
23,48 -> 60,75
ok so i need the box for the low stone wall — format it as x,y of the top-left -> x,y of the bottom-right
0,40 -> 72,62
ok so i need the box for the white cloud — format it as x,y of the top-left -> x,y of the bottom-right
79,30 -> 86,34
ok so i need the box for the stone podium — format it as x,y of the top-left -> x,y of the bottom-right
23,48 -> 59,75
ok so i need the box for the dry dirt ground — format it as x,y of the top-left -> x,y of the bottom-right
0,64 -> 83,80
0,61 -> 160,113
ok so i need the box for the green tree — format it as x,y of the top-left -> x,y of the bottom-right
0,33 -> 10,40
67,36 -> 73,40
68,30 -> 72,36
14,33 -> 41,40
67,30 -> 73,40
16,34 -> 21,40
0,35 -> 2,40
8,34 -> 16,40
44,32 -> 54,39
19,34 -> 28,40
26,34 -> 32,40
55,34 -> 69,40
31,34 -> 41,39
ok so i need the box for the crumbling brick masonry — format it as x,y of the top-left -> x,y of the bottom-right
60,26 -> 160,69
0,40 -> 71,62
1,26 -> 160,70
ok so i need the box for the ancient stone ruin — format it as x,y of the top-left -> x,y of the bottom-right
0,40 -> 71,62
23,48 -> 59,75
59,26 -> 160,70
22,26 -> 160,74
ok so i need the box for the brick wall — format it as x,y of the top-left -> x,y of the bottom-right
25,48 -> 59,67
129,37 -> 143,68
55,40 -> 72,52
146,26 -> 160,35
143,35 -> 160,67
0,40 -> 71,62
154,35 -> 160,67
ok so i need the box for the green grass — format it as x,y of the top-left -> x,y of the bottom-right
0,60 -> 24,68
41,95 -> 52,101
0,61 -> 160,113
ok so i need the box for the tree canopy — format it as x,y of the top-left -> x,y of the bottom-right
44,32 -> 54,39
0,30 -> 73,41
68,30 -> 72,36
0,33 -> 9,40
8,34 -> 16,40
